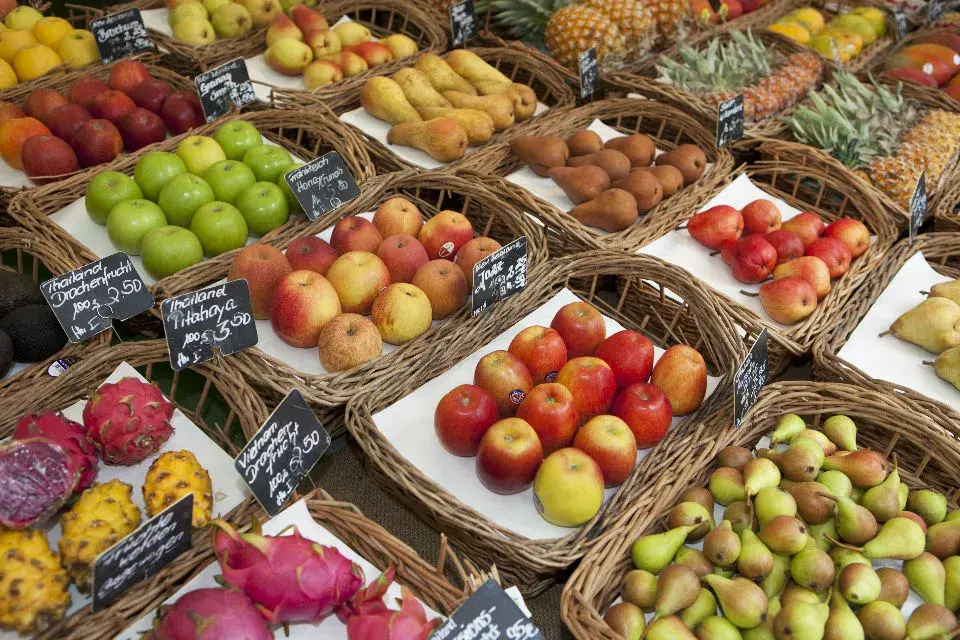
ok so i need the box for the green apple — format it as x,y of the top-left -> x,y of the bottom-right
140,226 -> 205,280
190,201 -> 248,257
214,120 -> 263,161
85,171 -> 142,225
134,151 -> 187,202
237,181 -> 289,236
158,173 -> 215,228
278,162 -> 304,214
203,159 -> 256,205
106,199 -> 167,255
176,135 -> 227,176
242,144 -> 294,183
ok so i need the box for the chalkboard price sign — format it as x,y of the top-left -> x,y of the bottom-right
283,151 -> 361,222
92,494 -> 193,611
734,328 -> 768,429
895,7 -> 909,39
195,58 -> 257,122
449,0 -> 478,48
578,48 -> 599,99
471,236 -> 527,318
41,253 -> 154,344
431,579 -> 544,640
90,9 -> 152,65
715,94 -> 744,148
910,171 -> 927,242
929,0 -> 944,24
161,279 -> 258,371
235,389 -> 331,516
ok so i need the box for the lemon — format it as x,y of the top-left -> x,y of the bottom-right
769,22 -> 811,44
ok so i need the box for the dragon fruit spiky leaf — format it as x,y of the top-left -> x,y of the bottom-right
148,587 -> 272,640
338,565 -> 397,623
82,377 -> 174,465
0,438 -> 78,529
345,583 -> 440,640
398,587 -> 431,625
14,410 -> 99,493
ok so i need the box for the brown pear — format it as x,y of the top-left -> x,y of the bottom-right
876,568 -> 910,607
392,68 -> 452,113
566,130 -> 603,156
442,91 -> 514,130
606,134 -> 655,167
549,165 -> 610,204
387,118 -> 468,162
655,564 -> 701,617
567,149 -> 632,181
612,170 -> 663,212
510,135 -> 569,177
717,446 -> 753,471
569,189 -> 638,232
640,165 -> 684,197
656,144 -> 707,185
788,482 -> 835,525
419,107 -> 494,145
679,487 -> 714,512
361,76 -> 422,125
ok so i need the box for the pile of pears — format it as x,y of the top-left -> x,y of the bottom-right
604,412 -> 960,640
886,277 -> 960,391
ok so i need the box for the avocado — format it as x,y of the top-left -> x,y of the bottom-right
0,270 -> 44,319
0,329 -> 11,378
0,304 -> 67,363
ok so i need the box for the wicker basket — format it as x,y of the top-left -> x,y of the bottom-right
457,98 -> 736,255
560,380 -> 960,639
0,226 -> 112,430
345,250 -> 749,596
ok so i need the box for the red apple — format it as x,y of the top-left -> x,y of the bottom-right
782,211 -> 825,248
515,382 -> 579,455
594,330 -> 655,390
286,236 -> 338,275
556,356 -> 617,423
419,210 -> 474,260
91,90 -> 137,125
132,78 -> 174,115
475,417 -> 543,494
46,103 -> 92,143
773,255 -> 831,300
611,382 -> 673,449
727,235 -> 777,284
508,325 -> 567,385
741,199 -> 782,235
758,276 -> 817,324
550,301 -> 606,358
474,350 -> 534,417
269,269 -> 341,347
651,345 -> 707,416
71,119 -> 123,167
23,89 -> 68,125
119,107 -> 166,151
823,218 -> 870,258
109,59 -> 151,95
228,243 -> 293,319
805,237 -> 852,279
435,383 -> 499,456
161,91 -> 205,135
412,259 -> 469,320
377,233 -> 429,283
455,236 -> 501,287
330,216 -> 383,255
687,205 -> 743,250
22,135 -> 78,184
573,415 -> 637,487
765,229 -> 804,265
70,76 -> 109,110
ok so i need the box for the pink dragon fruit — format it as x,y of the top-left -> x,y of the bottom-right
211,518 -> 365,626
0,438 -> 78,529
146,587 -> 272,640
338,566 -> 440,640
14,410 -> 99,493
82,376 -> 175,465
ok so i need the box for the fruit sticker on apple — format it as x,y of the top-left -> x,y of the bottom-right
89,8 -> 152,65
194,57 -> 257,122
471,236 -> 528,317
283,151 -> 360,221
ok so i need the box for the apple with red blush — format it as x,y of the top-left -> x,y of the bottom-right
23,89 -> 68,125
741,199 -> 781,235
109,60 -> 151,95
377,233 -> 429,283
92,90 -> 137,125
508,325 -> 567,385
556,356 -> 617,423
22,135 -> 78,184
515,382 -> 579,455
161,91 -> 205,135
435,384 -> 499,456
475,417 -> 543,494
132,78 -> 174,115
119,108 -> 166,151
550,301 -> 606,358
46,103 -> 92,143
71,119 -> 123,167
594,330 -> 654,390
286,236 -> 338,275
611,382 -> 673,448
573,415 -> 637,487
474,350 -> 534,417
70,76 -> 109,109
330,216 -> 383,254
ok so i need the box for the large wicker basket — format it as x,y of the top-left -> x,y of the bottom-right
560,380 -> 960,639
458,98 -> 736,255
345,250 -> 749,596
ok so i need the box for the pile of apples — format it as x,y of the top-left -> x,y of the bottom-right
264,6 -> 419,89
83,120 -> 297,279
228,198 -> 501,371
0,60 -> 205,184
881,31 -> 960,101
166,0 -> 271,44
0,4 -> 100,87
687,200 -> 870,324
434,301 -> 709,528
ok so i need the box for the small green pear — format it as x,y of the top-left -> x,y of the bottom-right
907,489 -> 947,526
675,547 -> 713,578
704,575 -> 769,630
789,539 -> 835,591
807,519 -> 838,552
859,516 -> 925,560
603,602 -> 645,640
724,501 -> 756,535
743,458 -> 781,500
822,415 -> 857,451
667,501 -> 715,542
861,461 -> 902,522
857,601 -> 905,640
905,603 -> 958,640
760,553 -> 790,599
903,552 -> 946,605
655,564 -> 701,617
704,520 -> 741,568
816,470 -> 853,499
696,616 -> 744,640
679,587 -> 717,629
824,589 -> 864,640
945,556 -> 960,612
710,467 -> 747,506
770,413 -> 806,445
738,529 -> 774,580
772,599 -> 829,639
646,615 -> 697,640
631,525 -> 698,574
754,487 -> 797,527
838,562 -> 881,605
622,569 -> 657,611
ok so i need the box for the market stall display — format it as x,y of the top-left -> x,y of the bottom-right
768,3 -> 893,70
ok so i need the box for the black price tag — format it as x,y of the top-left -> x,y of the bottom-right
734,328 -> 768,429
90,8 -> 152,65
432,580 -> 544,640
471,236 -> 527,318
929,0 -> 944,23
41,253 -> 153,344
161,279 -> 258,371
715,94 -> 744,148
910,171 -> 927,242
578,48 -> 599,100
895,8 -> 909,39
449,0 -> 478,48
195,58 -> 257,123
92,494 -> 193,611
235,389 -> 331,517
283,151 -> 360,222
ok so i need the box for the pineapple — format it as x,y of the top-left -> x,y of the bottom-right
143,450 -> 213,529
545,4 -> 626,69
59,479 -> 141,593
0,530 -> 70,634
581,0 -> 656,57
638,0 -> 689,36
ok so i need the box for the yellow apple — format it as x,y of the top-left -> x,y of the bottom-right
317,312 -> 382,371
325,250 -> 390,315
533,448 -> 604,527
0,57 -> 14,88
5,6 -> 41,31
12,44 -> 60,81
58,29 -> 99,68
0,29 -> 35,64
31,16 -> 72,50
371,282 -> 431,345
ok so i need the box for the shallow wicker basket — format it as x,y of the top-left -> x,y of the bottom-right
0,227 -> 112,430
458,98 -> 736,255
861,26 -> 960,111
560,380 -> 960,639
345,250 -> 749,596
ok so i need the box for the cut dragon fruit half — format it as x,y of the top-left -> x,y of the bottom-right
0,438 -> 79,529
14,410 -> 99,494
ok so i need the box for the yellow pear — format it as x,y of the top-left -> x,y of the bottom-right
264,36 -> 312,74
442,90 -> 514,130
414,52 -> 476,95
387,117 -> 468,162
934,346 -> 960,391
360,76 -> 422,125
445,48 -> 536,120
381,33 -> 418,59
417,107 -> 493,145
391,67 -> 451,115
332,21 -> 370,46
889,297 -> 960,354
930,279 -> 960,306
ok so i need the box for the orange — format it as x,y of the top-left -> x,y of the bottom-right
0,117 -> 51,169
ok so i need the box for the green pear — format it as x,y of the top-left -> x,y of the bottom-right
655,564 -> 701,617
817,470 -> 853,499
741,598 -> 779,640
822,414 -> 858,451
821,449 -> 889,488
696,616 -> 744,640
857,601 -> 905,640
704,520 -> 741,568
861,461 -> 902,522
831,547 -> 870,570
766,440 -> 825,483
679,587 -> 717,629
738,529 -> 774,580
907,489 -> 947,526
898,483 -> 908,511
710,467 -> 747,506
760,553 -> 790,599
646,615 -> 697,640
704,575 -> 769,630
754,487 -> 797,527
668,501 -> 715,542
905,603 -> 958,640
780,582 -> 821,607
772,599 -> 829,639
632,525 -> 698,574
724,501 -> 756,535
903,552 -> 946,605
827,493 -> 878,545
789,539 -> 835,591
675,547 -> 713,578
948,510 -> 960,522
824,589 -> 864,640
791,429 -> 837,456
744,458 -> 781,500
622,569 -> 657,611
888,296 -> 960,354
770,413 -> 806,445
807,519 -> 838,552
858,516 -> 925,560
944,556 -> 960,612
936,346 -> 960,392
838,562 -> 881,605
758,515 -> 809,556
603,602 -> 645,640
